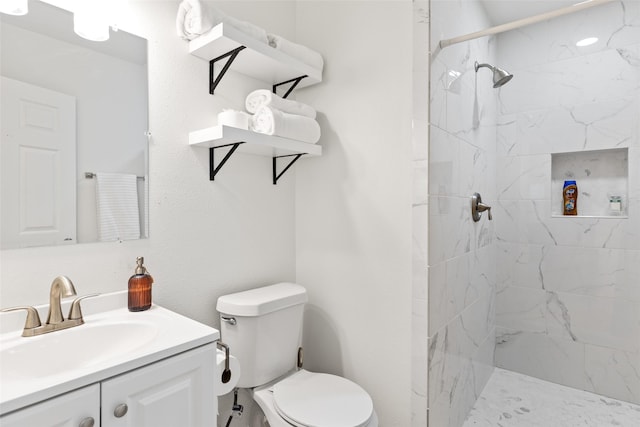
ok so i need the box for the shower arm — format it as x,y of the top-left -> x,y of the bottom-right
475,62 -> 493,73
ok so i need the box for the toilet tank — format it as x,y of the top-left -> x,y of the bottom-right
216,283 -> 308,388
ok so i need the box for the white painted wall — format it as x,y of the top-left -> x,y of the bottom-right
0,0 -> 297,328
294,2 -> 414,426
1,1 -> 416,425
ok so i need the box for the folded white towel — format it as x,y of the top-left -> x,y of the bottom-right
176,0 -> 214,41
95,173 -> 140,242
251,105 -> 321,144
223,14 -> 269,44
267,34 -> 324,72
176,0 -> 268,44
245,89 -> 317,119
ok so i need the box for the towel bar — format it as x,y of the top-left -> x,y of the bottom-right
84,172 -> 145,180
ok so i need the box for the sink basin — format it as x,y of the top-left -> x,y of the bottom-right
0,291 -> 219,415
0,321 -> 158,381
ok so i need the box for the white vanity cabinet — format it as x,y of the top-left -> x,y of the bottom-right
0,344 -> 216,427
102,343 -> 215,427
0,384 -> 100,427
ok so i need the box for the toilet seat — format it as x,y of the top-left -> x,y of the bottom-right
271,370 -> 374,427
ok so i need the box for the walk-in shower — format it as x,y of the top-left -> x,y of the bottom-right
474,61 -> 513,88
427,0 -> 639,425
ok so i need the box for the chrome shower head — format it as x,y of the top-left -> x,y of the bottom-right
474,61 -> 513,88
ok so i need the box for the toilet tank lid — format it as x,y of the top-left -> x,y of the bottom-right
216,282 -> 308,317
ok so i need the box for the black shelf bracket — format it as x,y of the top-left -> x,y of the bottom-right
209,142 -> 245,181
273,153 -> 305,185
209,46 -> 247,95
273,75 -> 308,99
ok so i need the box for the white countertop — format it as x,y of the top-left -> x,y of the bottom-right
0,291 -> 219,415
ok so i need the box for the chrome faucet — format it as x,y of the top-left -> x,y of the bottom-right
0,276 -> 99,337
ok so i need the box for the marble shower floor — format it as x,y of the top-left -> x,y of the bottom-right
463,368 -> 640,427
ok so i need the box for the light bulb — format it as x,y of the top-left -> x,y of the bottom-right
0,0 -> 28,16
73,0 -> 110,41
74,12 -> 110,41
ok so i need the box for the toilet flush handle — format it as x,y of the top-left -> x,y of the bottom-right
221,316 -> 236,325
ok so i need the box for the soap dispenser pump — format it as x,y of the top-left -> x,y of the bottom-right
128,257 -> 154,312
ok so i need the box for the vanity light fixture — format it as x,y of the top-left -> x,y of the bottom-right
73,0 -> 111,41
73,0 -> 128,42
0,0 -> 28,16
576,37 -> 598,47
74,10 -> 110,41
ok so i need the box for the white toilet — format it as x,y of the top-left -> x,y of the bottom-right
217,282 -> 378,427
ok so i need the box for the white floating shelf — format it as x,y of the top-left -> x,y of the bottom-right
551,215 -> 628,219
189,125 -> 322,157
189,23 -> 322,88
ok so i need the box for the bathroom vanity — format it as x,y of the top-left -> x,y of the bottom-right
0,292 -> 219,427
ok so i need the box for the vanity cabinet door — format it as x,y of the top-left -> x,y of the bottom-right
0,384 -> 100,427
101,343 -> 216,427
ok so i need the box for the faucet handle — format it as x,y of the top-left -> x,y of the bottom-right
68,294 -> 101,321
1,306 -> 42,335
478,202 -> 493,220
471,193 -> 493,222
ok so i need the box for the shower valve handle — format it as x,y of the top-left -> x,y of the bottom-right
471,193 -> 492,222
478,203 -> 492,220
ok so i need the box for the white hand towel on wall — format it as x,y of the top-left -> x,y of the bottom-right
245,89 -> 317,119
267,34 -> 324,72
251,105 -> 321,144
95,173 -> 141,242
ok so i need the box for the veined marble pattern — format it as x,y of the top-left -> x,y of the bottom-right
428,0 -> 497,425
463,368 -> 640,427
496,0 -> 640,71
494,0 -> 640,411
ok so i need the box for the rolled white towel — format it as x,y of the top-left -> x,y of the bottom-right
251,105 -> 321,144
176,0 -> 215,41
177,1 -> 268,44
267,34 -> 324,72
245,89 -> 316,119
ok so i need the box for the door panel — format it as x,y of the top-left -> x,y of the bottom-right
1,76 -> 76,249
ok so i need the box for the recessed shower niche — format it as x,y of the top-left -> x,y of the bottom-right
551,148 -> 628,218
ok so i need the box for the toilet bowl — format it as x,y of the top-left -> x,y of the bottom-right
216,283 -> 378,427
252,369 -> 378,427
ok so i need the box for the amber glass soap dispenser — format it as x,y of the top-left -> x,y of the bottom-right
128,257 -> 154,311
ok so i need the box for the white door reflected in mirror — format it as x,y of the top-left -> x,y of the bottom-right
1,77 -> 77,249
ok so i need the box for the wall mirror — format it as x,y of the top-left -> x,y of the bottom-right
1,0 -> 149,250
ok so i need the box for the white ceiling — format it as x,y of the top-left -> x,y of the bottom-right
481,0 -> 578,25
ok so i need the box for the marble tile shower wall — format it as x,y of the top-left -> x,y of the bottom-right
427,1 -> 498,426
494,0 -> 640,405
412,2 -> 429,425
